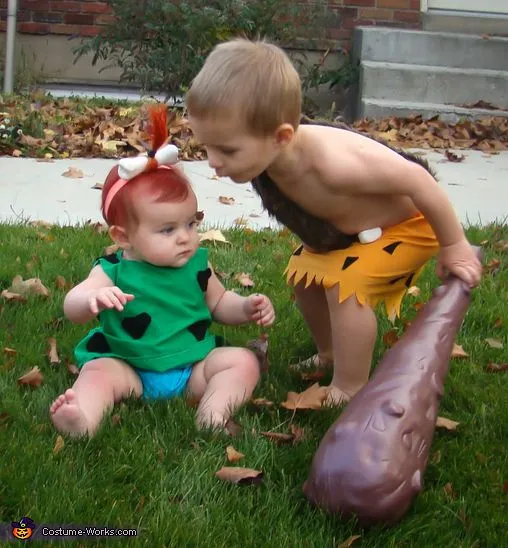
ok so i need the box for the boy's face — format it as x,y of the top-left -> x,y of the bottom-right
188,115 -> 281,183
119,189 -> 200,268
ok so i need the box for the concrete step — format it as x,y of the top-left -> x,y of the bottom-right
359,98 -> 508,123
353,26 -> 508,71
361,61 -> 508,109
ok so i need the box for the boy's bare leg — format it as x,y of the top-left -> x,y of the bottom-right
290,278 -> 333,369
324,287 -> 377,406
50,357 -> 142,437
187,347 -> 260,429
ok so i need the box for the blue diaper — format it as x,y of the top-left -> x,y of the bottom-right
135,365 -> 193,400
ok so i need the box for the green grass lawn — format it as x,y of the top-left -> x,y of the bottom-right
0,222 -> 506,547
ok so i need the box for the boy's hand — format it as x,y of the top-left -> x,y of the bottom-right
245,294 -> 275,326
436,239 -> 482,287
88,287 -> 135,315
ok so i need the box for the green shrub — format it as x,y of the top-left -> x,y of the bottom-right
72,0 -> 331,101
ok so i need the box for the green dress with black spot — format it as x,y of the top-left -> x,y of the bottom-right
74,247 -> 218,372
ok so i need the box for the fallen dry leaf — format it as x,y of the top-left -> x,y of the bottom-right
451,343 -> 469,359
443,482 -> 456,500
91,182 -> 104,190
48,337 -> 60,365
261,431 -> 295,444
300,370 -> 326,382
111,414 -> 121,426
430,450 -> 442,464
53,435 -> 65,455
484,259 -> 501,275
225,418 -> 243,437
226,445 -> 245,463
215,466 -> 263,485
485,338 -> 503,349
9,275 -> 50,297
485,363 -> 508,373
3,347 -> 16,356
199,229 -> 230,244
493,317 -> 503,329
383,328 -> 399,347
55,276 -> 67,290
445,150 -> 465,162
12,148 -> 22,157
218,196 -> 235,205
18,366 -> 44,388
247,333 -> 269,372
250,397 -> 274,408
407,285 -> 421,297
66,362 -> 80,376
338,535 -> 361,548
234,272 -> 255,287
290,423 -> 305,444
233,217 -> 249,226
0,290 -> 27,302
281,383 -> 329,411
436,416 -> 459,431
62,166 -> 84,178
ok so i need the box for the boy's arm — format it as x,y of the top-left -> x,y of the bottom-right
205,263 -> 251,325
64,265 -> 114,324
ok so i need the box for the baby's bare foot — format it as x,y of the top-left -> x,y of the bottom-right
50,389 -> 90,437
323,385 -> 352,407
289,353 -> 333,372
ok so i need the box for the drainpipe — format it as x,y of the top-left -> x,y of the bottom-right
3,0 -> 18,93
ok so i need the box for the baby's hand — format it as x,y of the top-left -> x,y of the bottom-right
245,294 -> 275,326
436,239 -> 482,287
88,287 -> 135,315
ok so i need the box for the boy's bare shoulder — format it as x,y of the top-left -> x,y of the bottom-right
302,124 -> 412,192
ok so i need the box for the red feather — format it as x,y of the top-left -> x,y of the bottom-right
147,104 -> 168,151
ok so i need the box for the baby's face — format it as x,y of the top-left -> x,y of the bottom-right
125,190 -> 200,268
189,114 -> 279,183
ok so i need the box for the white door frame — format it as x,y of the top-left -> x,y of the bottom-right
421,0 -> 508,14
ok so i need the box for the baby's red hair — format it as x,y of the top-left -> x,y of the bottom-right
101,104 -> 190,227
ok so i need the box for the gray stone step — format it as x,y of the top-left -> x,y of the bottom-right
359,98 -> 508,123
353,26 -> 508,71
361,61 -> 508,109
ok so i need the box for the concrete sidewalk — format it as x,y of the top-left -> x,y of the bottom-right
0,149 -> 507,229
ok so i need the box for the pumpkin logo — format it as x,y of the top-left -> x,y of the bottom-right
11,516 -> 36,541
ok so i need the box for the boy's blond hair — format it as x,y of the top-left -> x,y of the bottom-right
186,38 -> 301,135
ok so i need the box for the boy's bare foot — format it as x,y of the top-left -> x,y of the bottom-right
323,385 -> 352,407
50,389 -> 90,437
289,353 -> 333,371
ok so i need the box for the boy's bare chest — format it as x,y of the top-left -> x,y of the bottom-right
279,177 -> 415,233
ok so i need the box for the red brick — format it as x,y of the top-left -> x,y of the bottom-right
343,0 -> 375,5
359,7 -> 394,19
394,10 -> 420,22
33,11 -> 63,24
335,7 -> 358,18
19,21 -> 50,34
81,2 -> 111,14
409,0 -> 420,9
51,1 -> 81,11
96,13 -> 116,25
48,23 -> 79,34
64,12 -> 94,25
0,21 -> 5,31
77,25 -> 100,36
377,0 -> 411,8
327,27 -> 353,40
20,0 -> 49,8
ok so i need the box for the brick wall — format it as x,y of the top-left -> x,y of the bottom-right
326,0 -> 421,43
0,0 -> 113,37
0,0 -> 421,46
